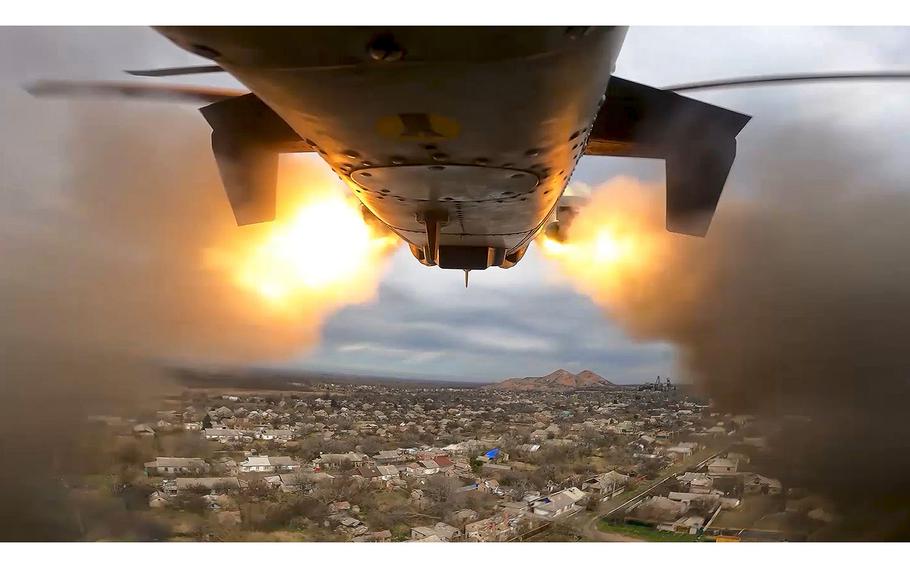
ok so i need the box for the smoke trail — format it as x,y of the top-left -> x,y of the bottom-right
0,104 -> 396,539
541,165 -> 910,538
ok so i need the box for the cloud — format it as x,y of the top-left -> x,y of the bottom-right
295,274 -> 674,381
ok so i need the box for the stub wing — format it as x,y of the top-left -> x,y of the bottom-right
199,94 -> 313,225
586,76 -> 751,236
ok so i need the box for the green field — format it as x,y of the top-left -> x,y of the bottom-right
597,520 -> 712,542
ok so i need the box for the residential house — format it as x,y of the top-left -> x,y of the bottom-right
743,474 -> 783,495
165,477 -> 241,497
499,501 -> 530,517
707,457 -> 738,475
582,471 -> 630,500
373,449 -> 405,464
667,491 -> 722,511
203,428 -> 244,442
376,465 -> 400,481
335,516 -> 367,537
451,509 -> 478,527
665,445 -> 695,460
255,429 -> 295,442
318,452 -> 367,469
433,522 -> 463,542
410,526 -> 437,540
420,460 -> 440,475
433,456 -> 455,472
410,522 -> 461,542
677,471 -> 711,488
354,465 -> 382,482
403,461 -> 439,477
144,457 -> 209,477
627,496 -> 688,525
277,471 -> 333,493
531,487 -> 587,518
658,515 -> 706,535
239,456 -> 300,473
464,511 -> 520,542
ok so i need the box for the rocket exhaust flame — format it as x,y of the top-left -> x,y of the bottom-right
204,168 -> 399,312
537,178 -> 685,329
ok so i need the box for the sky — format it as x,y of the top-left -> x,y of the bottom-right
1,26 -> 909,383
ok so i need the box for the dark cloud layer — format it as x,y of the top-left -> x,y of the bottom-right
301,279 -> 672,381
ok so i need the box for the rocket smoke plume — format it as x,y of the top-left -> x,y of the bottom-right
0,104 -> 395,539
541,131 -> 910,539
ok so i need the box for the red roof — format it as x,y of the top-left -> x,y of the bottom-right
434,456 -> 454,467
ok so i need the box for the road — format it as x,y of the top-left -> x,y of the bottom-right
550,445 -> 728,541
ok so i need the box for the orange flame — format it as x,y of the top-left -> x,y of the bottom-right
539,179 -> 663,301
204,156 -> 399,315
537,178 -> 706,339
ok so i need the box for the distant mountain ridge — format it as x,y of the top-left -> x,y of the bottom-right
484,369 -> 616,391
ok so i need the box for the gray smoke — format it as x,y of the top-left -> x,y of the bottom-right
552,122 -> 910,539
0,103 -> 332,540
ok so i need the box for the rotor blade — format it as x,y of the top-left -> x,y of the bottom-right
664,71 -> 910,92
25,80 -> 245,104
125,65 -> 225,77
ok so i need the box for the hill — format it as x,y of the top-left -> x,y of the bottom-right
484,369 -> 616,392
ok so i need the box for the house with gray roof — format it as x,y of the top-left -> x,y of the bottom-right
239,455 -> 300,473
144,457 -> 209,477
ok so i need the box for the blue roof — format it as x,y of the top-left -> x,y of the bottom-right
485,448 -> 501,459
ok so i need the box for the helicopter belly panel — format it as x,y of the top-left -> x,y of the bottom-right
160,26 -> 626,262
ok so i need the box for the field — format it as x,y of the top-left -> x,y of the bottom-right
597,520 -> 712,542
